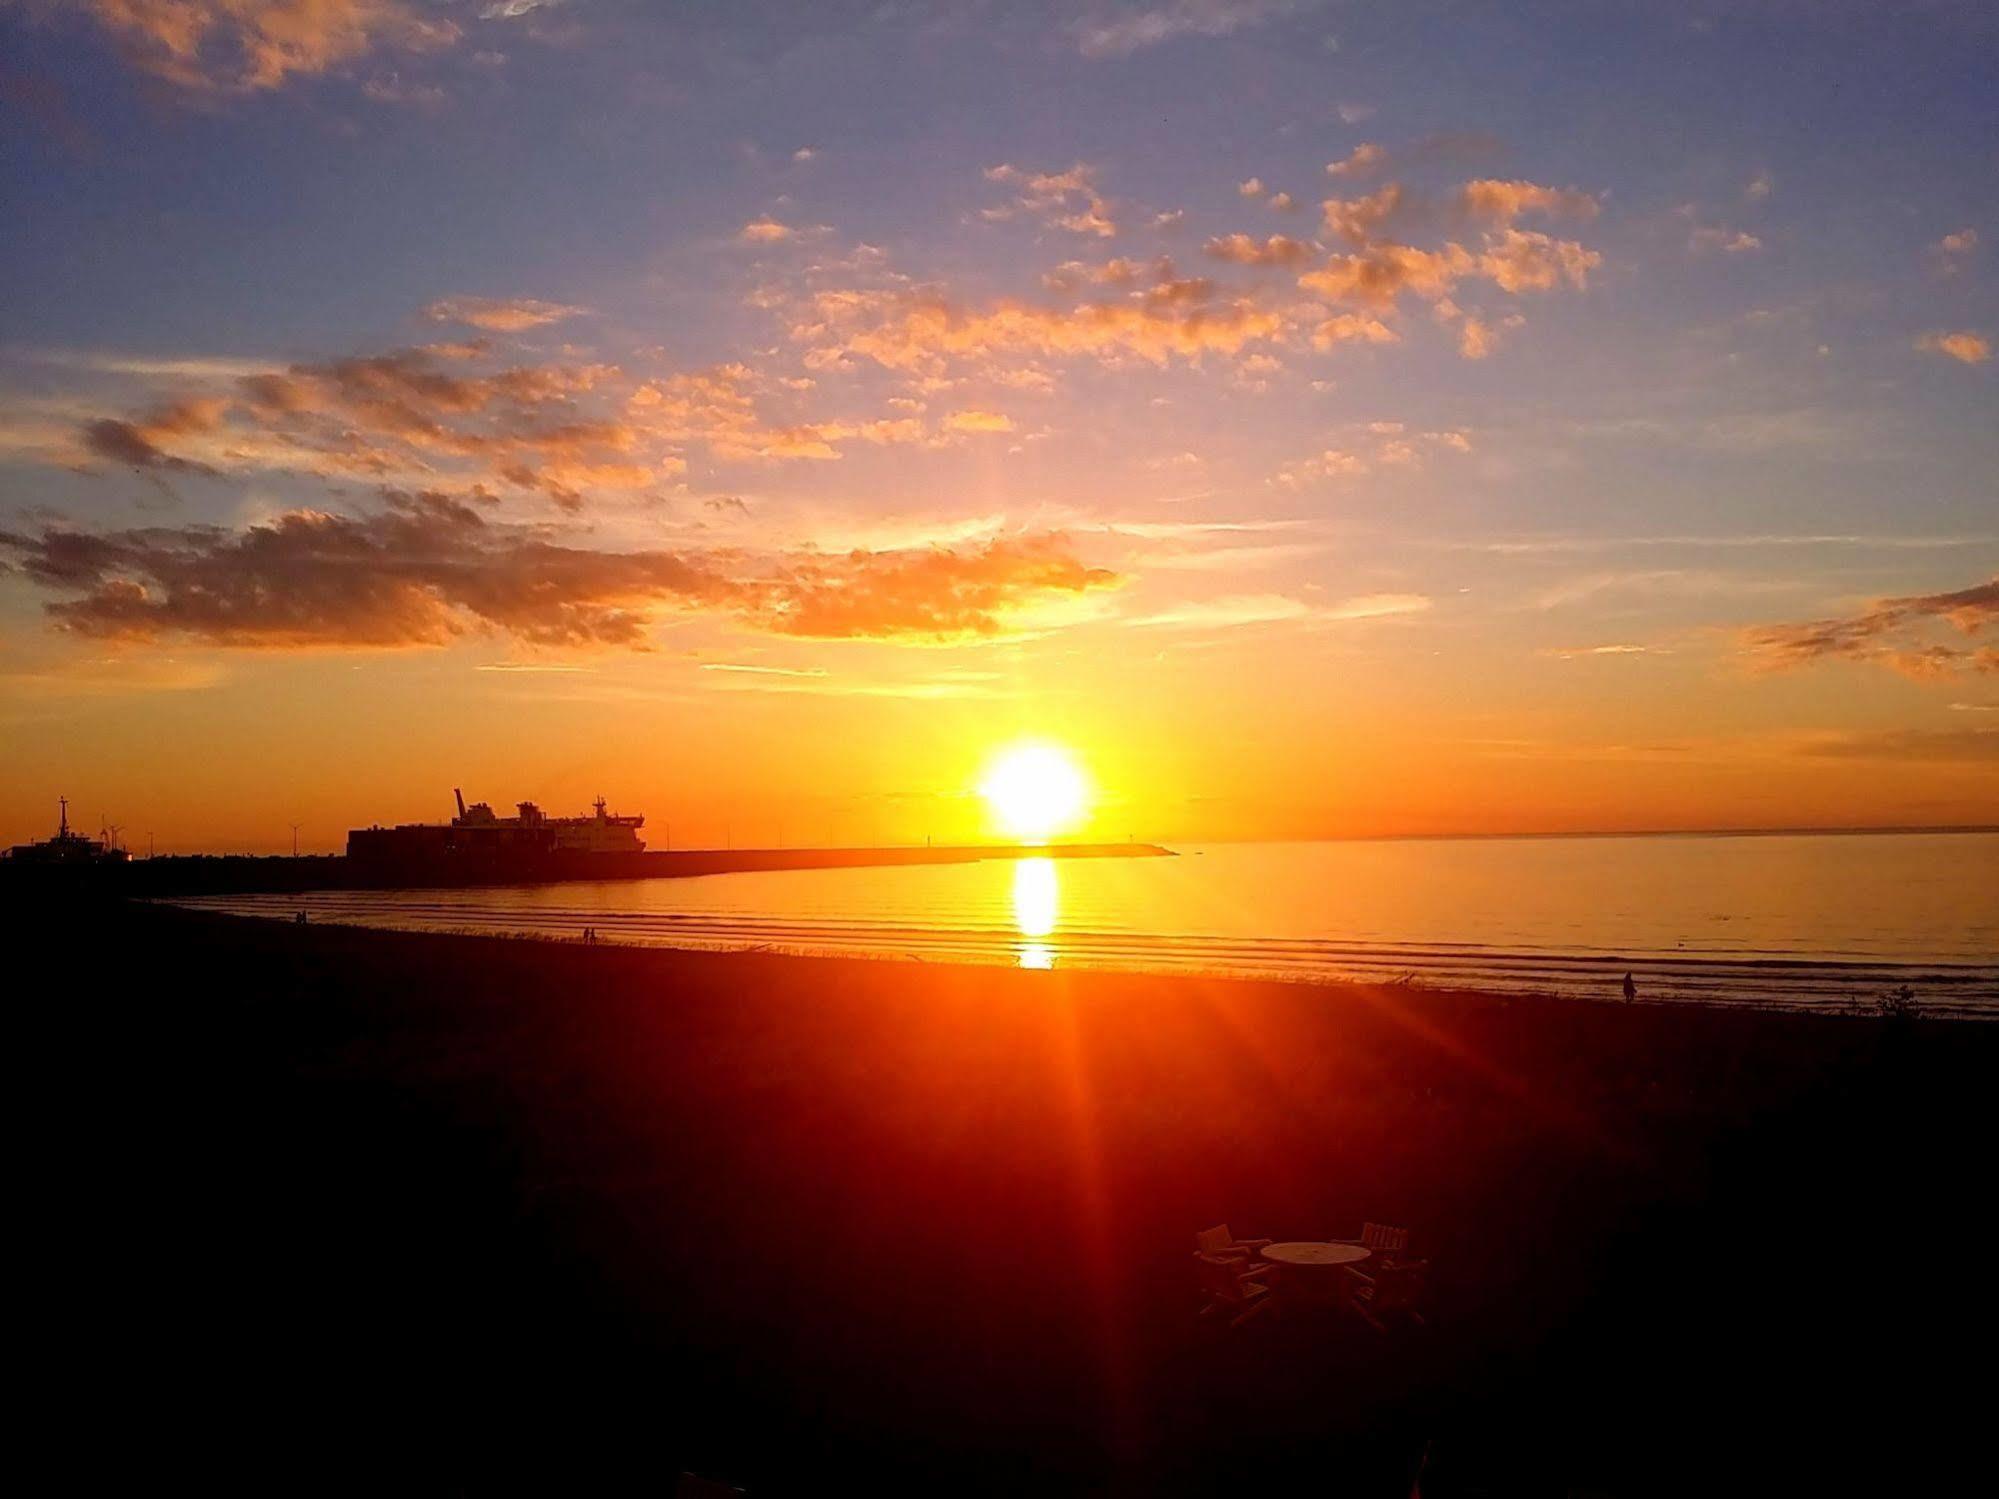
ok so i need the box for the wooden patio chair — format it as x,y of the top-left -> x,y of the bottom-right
1342,1258 -> 1428,1333
1332,1221 -> 1411,1263
1196,1251 -> 1277,1328
1193,1223 -> 1272,1262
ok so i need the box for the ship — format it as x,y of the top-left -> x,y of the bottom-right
449,789 -> 646,854
347,789 -> 645,871
3,797 -> 130,865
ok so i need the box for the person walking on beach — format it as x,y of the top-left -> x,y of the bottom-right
1622,972 -> 1637,1003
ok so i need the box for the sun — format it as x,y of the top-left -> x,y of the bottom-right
979,743 -> 1090,842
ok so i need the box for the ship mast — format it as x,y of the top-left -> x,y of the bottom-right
58,796 -> 68,838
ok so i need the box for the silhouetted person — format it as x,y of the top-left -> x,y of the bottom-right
1623,972 -> 1637,1003
295,910 -> 307,925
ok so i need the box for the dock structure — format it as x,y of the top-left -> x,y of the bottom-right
4,787 -> 1171,897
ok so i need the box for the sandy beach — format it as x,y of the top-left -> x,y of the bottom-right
25,898 -> 1995,1494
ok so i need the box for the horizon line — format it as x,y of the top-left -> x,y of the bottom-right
1232,824 -> 1999,846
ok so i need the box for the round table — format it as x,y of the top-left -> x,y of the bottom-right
1260,1242 -> 1370,1308
1261,1241 -> 1371,1269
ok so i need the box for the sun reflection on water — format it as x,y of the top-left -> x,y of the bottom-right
1013,856 -> 1058,969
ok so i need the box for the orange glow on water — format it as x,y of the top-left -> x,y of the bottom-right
1013,856 -> 1058,968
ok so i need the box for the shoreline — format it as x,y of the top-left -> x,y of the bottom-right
168,894 -> 1999,1019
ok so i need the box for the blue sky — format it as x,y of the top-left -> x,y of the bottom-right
0,1 -> 1994,847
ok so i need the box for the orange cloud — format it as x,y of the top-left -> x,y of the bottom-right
1043,257 -> 1153,289
1477,229 -> 1602,292
1203,233 -> 1315,267
80,396 -> 228,473
1274,425 -> 1468,483
1456,179 -> 1599,224
985,162 -> 1117,238
794,287 -> 1289,372
1320,183 -> 1406,245
65,332 -> 966,513
58,337 -> 951,519
1273,448 -> 1367,485
1326,143 -> 1386,179
1310,313 -> 1399,349
75,0 -> 458,94
1300,241 -> 1474,306
944,409 -> 1015,433
1296,179 -> 1601,351
1918,331 -> 1991,365
751,534 -> 1118,640
1456,315 -> 1497,359
0,500 -> 1120,649
1742,577 -> 1999,680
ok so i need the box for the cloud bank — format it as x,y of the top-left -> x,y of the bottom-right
0,496 -> 1119,649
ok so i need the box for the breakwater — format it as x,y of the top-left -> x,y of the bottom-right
4,841 -> 1173,898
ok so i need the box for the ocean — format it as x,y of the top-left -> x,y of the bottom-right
176,831 -> 1999,1015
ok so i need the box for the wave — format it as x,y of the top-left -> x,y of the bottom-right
171,893 -> 1999,1017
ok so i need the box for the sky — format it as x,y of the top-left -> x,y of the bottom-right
1,0 -> 1994,853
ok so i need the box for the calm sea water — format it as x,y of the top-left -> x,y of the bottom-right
179,832 -> 1999,1015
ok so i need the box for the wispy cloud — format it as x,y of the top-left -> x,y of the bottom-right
423,296 -> 587,332
1742,577 -> 1999,681
698,663 -> 828,677
1454,533 -> 1998,556
1689,226 -> 1763,254
5,348 -> 281,380
1541,643 -> 1670,661
1071,1 -> 1319,59
1126,593 -> 1315,628
1931,228 -> 1978,274
1536,570 -> 1806,610
1127,590 -> 1428,629
1798,727 -> 1999,762
1323,592 -> 1431,622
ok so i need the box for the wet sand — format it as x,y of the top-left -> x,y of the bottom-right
27,900 -> 1996,1493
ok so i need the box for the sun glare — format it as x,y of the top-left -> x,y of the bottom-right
979,743 -> 1090,842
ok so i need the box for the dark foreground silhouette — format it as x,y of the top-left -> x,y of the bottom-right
26,901 -> 1994,1494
